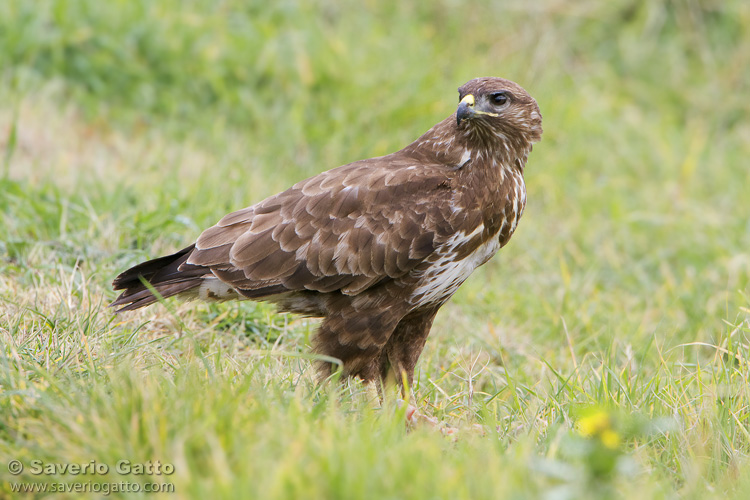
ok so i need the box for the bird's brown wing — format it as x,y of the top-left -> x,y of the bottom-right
185,156 -> 458,298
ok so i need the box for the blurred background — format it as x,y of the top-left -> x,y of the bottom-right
1,1 -> 750,498
2,0 -> 748,347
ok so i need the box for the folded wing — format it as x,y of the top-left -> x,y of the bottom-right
187,157 -> 456,298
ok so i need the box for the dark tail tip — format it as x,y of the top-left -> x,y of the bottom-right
111,244 -> 207,312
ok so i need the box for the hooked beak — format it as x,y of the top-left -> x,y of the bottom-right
456,94 -> 475,126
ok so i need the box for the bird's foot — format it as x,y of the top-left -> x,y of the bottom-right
399,400 -> 459,436
399,400 -> 488,437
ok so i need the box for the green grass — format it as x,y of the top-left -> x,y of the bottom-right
2,0 -> 750,498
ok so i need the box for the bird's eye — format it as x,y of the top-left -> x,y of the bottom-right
491,92 -> 509,106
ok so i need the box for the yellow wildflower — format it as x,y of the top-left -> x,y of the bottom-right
577,410 -> 621,449
600,429 -> 621,449
577,410 -> 611,437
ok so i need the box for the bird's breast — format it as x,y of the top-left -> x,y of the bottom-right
496,167 -> 526,248
409,227 -> 501,308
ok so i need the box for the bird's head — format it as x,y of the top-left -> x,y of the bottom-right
455,77 -> 543,156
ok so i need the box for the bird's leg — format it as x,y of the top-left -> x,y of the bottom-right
314,308 -> 402,383
364,380 -> 382,409
378,307 -> 445,427
381,306 -> 440,394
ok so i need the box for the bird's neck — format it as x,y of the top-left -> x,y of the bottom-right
401,116 -> 531,173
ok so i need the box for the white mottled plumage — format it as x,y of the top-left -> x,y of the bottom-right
411,229 -> 500,307
458,149 -> 472,168
198,278 -> 238,300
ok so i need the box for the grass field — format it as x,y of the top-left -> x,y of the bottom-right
2,0 -> 750,498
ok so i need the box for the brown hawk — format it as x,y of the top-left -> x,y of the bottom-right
112,77 -> 543,386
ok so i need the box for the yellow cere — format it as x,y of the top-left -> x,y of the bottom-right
460,94 -> 475,106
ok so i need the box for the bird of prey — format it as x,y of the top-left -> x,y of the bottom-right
112,76 -> 543,386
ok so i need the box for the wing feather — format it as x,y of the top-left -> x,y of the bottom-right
187,156 -> 458,296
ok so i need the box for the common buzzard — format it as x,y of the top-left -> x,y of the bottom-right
112,77 -> 543,386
